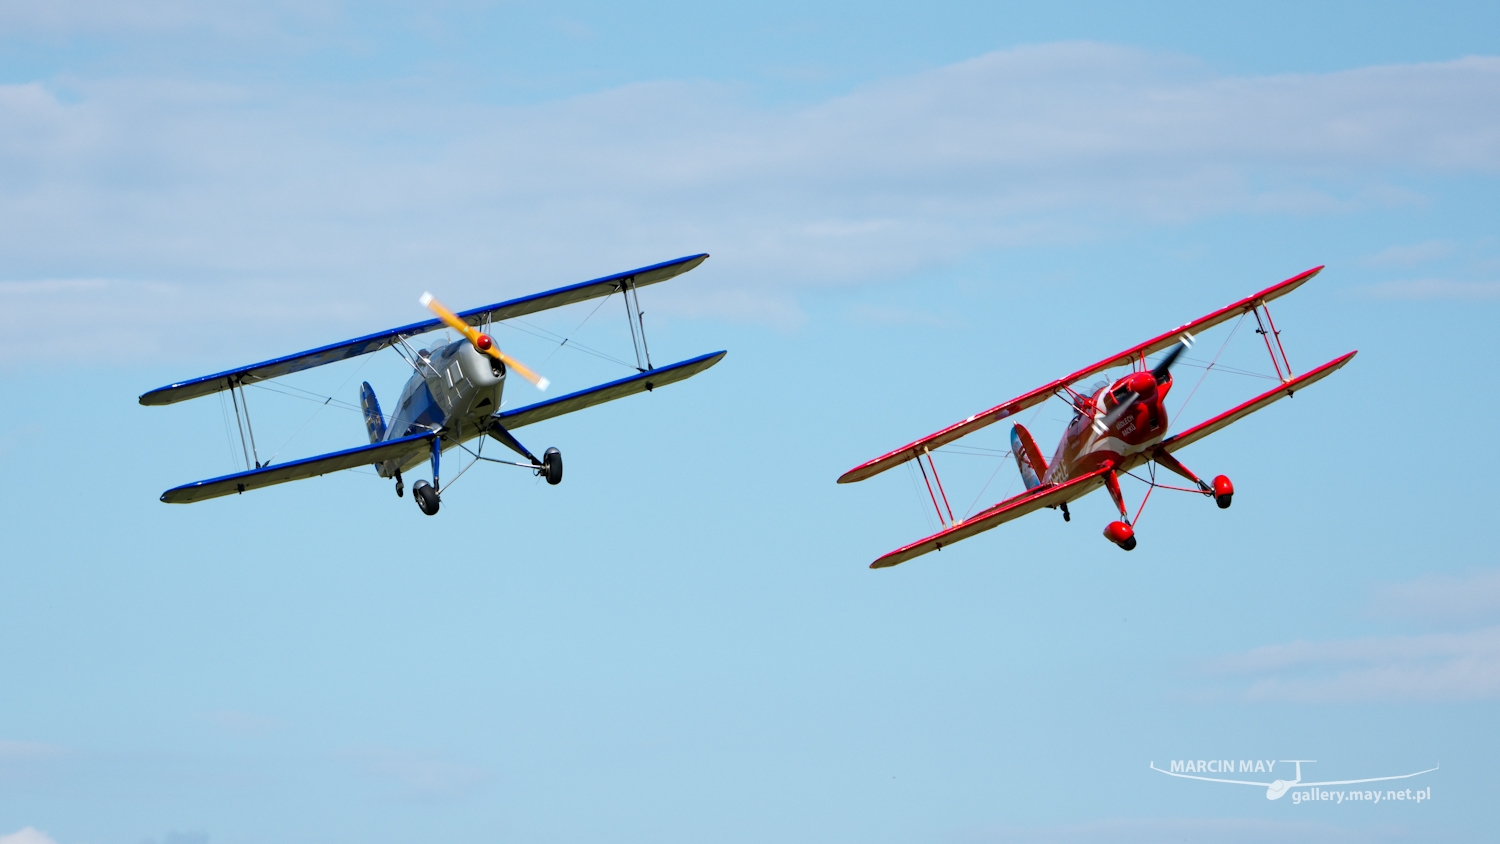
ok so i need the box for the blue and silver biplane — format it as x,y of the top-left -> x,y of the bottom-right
140,254 -> 725,515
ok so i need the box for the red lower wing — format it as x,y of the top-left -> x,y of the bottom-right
870,467 -> 1111,569
1156,351 -> 1357,457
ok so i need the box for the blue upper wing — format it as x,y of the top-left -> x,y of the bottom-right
140,254 -> 709,406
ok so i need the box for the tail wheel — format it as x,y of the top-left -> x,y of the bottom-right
413,480 -> 440,516
542,447 -> 563,486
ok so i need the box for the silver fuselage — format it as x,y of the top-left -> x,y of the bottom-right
381,339 -> 507,475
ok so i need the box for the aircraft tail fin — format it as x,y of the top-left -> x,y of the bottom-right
360,381 -> 387,444
1010,423 -> 1047,490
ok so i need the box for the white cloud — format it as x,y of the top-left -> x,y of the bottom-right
965,817 -> 1408,844
846,303 -> 948,327
1371,568 -> 1500,622
340,747 -> 489,799
1199,568 -> 1500,702
2,44 -> 1500,358
0,740 -> 69,760
1358,279 -> 1500,299
0,828 -> 58,844
1359,240 -> 1456,267
0,0 -> 336,36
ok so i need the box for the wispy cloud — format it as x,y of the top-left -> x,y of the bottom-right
138,832 -> 208,844
0,828 -> 59,844
0,741 -> 69,761
1359,240 -> 1456,267
0,740 -> 73,788
846,303 -> 948,327
1358,279 -> 1500,299
340,746 -> 490,800
0,0 -> 336,36
963,817 -> 1413,844
3,45 -> 1500,356
1371,568 -> 1500,623
1200,568 -> 1500,703
1206,626 -> 1500,703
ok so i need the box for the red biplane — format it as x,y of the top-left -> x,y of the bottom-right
838,267 -> 1356,568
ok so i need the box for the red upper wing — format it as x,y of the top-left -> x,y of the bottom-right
838,266 -> 1325,484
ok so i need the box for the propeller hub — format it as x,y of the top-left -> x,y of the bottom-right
474,333 -> 493,351
1124,371 -> 1157,396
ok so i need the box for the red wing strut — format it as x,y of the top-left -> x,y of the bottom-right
870,467 -> 1112,569
837,266 -> 1325,484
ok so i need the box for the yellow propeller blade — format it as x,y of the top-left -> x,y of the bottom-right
420,292 -> 549,390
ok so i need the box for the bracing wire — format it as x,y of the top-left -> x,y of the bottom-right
250,380 -> 366,415
962,401 -> 1044,519
494,304 -> 638,371
1176,313 -> 1247,420
538,288 -> 622,368
217,389 -> 239,471
905,459 -> 939,534
260,351 -> 378,466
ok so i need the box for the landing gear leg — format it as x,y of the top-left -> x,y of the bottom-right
395,469 -> 404,498
1060,502 -> 1071,522
1152,448 -> 1233,509
486,418 -> 562,486
1101,466 -> 1136,551
413,435 -> 441,516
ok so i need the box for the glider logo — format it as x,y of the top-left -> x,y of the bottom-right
1151,758 -> 1437,803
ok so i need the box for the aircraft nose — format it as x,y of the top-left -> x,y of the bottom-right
1126,371 -> 1157,394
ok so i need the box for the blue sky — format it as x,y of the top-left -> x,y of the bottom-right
2,2 -> 1499,843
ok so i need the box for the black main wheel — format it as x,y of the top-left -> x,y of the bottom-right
413,480 -> 440,516
543,447 -> 563,486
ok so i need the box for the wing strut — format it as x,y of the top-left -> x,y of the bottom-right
227,378 -> 264,469
621,277 -> 654,371
1253,303 -> 1294,380
917,449 -> 956,527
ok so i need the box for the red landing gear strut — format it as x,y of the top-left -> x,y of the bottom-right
1152,448 -> 1234,509
1101,464 -> 1137,551
1101,453 -> 1238,551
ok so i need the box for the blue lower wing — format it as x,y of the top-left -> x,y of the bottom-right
495,351 -> 726,430
160,432 -> 436,504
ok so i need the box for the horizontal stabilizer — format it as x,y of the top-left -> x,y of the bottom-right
160,432 -> 436,504
139,254 -> 710,406
495,351 -> 726,430
871,467 -> 1111,569
1154,351 -> 1356,458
